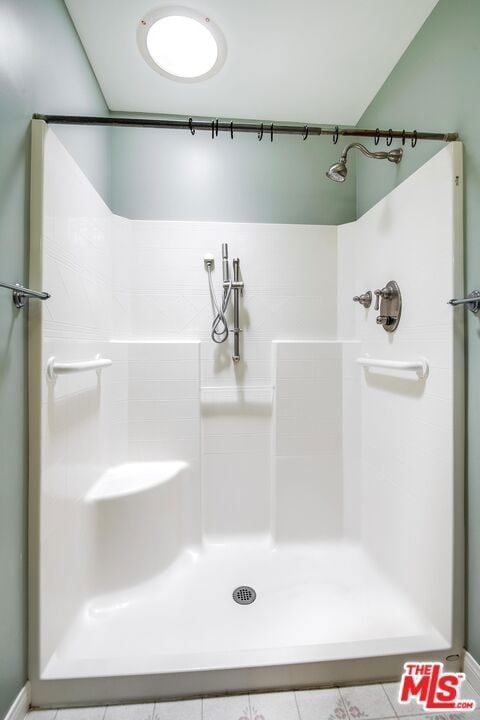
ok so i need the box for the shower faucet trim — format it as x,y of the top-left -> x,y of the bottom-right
374,280 -> 402,332
353,291 -> 372,308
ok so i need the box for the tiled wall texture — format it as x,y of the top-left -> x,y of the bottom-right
37,131 -> 460,673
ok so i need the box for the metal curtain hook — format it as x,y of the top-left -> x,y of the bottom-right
270,123 -> 274,142
258,123 -> 264,141
189,117 -> 195,135
230,121 -> 234,139
374,128 -> 380,145
303,125 -> 309,140
401,129 -> 406,146
332,126 -> 339,144
386,128 -> 393,146
211,120 -> 215,139
215,118 -> 219,137
411,130 -> 418,147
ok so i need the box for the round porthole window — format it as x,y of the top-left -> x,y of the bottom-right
137,6 -> 227,82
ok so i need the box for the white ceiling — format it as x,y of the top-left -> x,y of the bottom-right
65,0 -> 438,124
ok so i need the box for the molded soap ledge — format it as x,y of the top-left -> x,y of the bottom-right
86,461 -> 188,502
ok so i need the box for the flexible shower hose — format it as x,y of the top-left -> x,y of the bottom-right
207,265 -> 232,343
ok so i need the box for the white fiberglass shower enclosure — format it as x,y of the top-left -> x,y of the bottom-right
29,121 -> 464,706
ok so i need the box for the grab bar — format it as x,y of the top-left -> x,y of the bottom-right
357,356 -> 428,379
47,354 -> 112,380
0,280 -> 50,308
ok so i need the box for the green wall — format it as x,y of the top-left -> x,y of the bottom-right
110,121 -> 356,224
0,1 -> 109,717
356,0 -> 480,660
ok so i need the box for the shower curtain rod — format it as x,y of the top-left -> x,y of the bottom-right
33,114 -> 458,144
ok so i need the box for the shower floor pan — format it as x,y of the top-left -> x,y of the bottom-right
43,540 -> 447,680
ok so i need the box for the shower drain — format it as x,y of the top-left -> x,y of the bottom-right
233,586 -> 256,605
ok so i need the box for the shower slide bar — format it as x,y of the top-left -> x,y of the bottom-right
47,354 -> 112,380
33,114 -> 458,144
0,279 -> 50,309
357,356 -> 428,379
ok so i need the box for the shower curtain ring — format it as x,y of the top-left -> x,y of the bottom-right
189,117 -> 195,135
211,120 -> 215,139
411,130 -> 418,147
386,129 -> 393,146
374,128 -> 380,145
258,123 -> 264,141
230,121 -> 234,139
215,118 -> 219,137
302,125 -> 309,140
401,130 -> 406,146
270,123 -> 274,142
332,126 -> 339,144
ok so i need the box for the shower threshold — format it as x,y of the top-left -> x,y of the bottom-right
42,540 -> 448,680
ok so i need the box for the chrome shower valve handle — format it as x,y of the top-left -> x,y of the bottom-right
353,291 -> 372,308
376,315 -> 394,327
374,285 -> 393,311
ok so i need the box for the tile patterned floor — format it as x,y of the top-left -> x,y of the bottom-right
26,680 -> 480,720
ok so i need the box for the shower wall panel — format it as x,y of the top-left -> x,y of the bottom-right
38,130 -> 117,669
274,341 -> 344,542
337,142 -> 463,643
109,219 -> 340,540
110,220 -> 337,342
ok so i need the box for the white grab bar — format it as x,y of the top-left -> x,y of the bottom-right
356,356 -> 428,379
47,354 -> 112,380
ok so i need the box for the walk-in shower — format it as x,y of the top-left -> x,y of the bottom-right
28,117 -> 463,707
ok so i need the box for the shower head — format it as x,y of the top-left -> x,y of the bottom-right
326,143 -> 402,183
326,160 -> 348,183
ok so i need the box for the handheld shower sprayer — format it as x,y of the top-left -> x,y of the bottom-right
204,248 -> 232,344
222,243 -> 229,283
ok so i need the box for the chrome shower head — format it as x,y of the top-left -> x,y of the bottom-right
326,159 -> 348,182
325,143 -> 403,183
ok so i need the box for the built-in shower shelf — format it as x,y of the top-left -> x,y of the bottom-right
200,385 -> 274,404
86,461 -> 188,502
